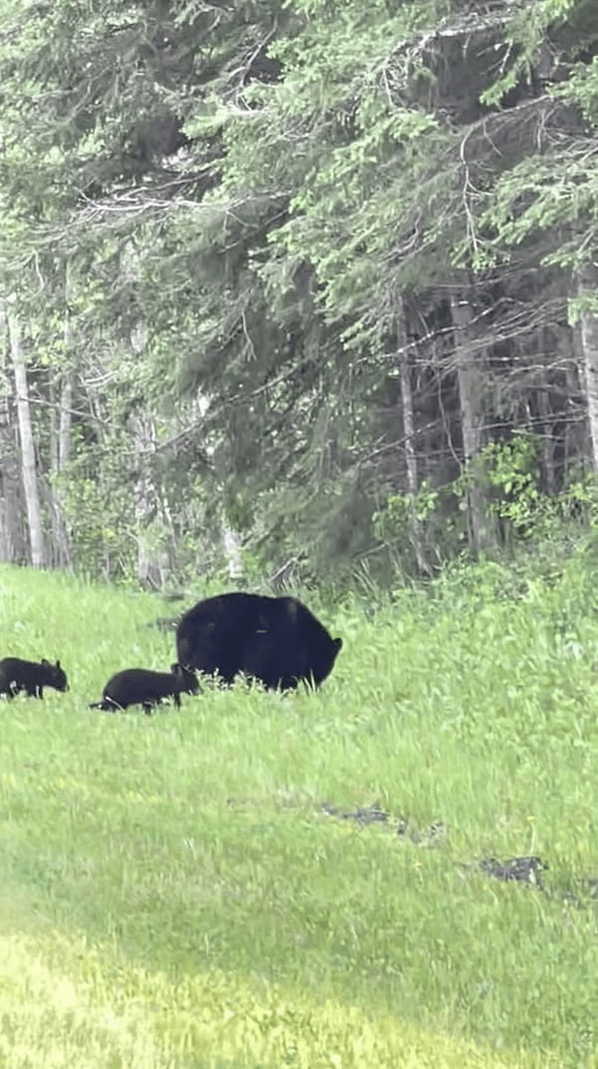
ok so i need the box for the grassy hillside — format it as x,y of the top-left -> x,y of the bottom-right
0,560 -> 597,1067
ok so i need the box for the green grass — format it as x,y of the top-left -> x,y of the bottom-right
0,560 -> 597,1067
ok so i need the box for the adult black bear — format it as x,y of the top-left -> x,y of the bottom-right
176,592 -> 342,691
89,663 -> 198,715
0,657 -> 68,699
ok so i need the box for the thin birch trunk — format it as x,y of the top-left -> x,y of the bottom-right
7,305 -> 46,567
577,264 -> 598,472
563,352 -> 585,482
48,370 -> 73,567
537,386 -> 556,495
58,373 -> 73,469
128,313 -> 169,588
397,298 -> 427,573
55,269 -> 74,565
48,373 -> 63,565
131,412 -> 170,588
0,304 -> 24,561
0,395 -> 22,562
450,291 -> 489,555
47,265 -> 74,568
222,522 -> 244,580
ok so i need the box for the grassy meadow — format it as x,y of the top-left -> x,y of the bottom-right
0,559 -> 597,1067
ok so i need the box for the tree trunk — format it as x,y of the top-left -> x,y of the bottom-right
48,368 -> 73,568
536,330 -> 557,496
7,305 -> 46,567
0,305 -> 25,561
58,375 -> 73,470
0,395 -> 22,562
397,298 -> 427,574
576,264 -> 598,472
128,310 -> 171,589
131,412 -> 170,589
450,291 -> 490,555
537,384 -> 556,495
563,347 -> 585,482
222,521 -> 244,580
47,269 -> 75,567
48,373 -> 60,565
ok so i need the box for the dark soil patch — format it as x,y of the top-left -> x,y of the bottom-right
473,855 -> 548,889
320,802 -> 447,846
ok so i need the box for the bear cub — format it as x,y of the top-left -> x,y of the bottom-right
0,657 -> 68,700
89,663 -> 198,715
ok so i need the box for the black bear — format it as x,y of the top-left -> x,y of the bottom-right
89,663 -> 199,715
0,657 -> 68,699
176,592 -> 342,691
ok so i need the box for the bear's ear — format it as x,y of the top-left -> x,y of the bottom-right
333,637 -> 343,652
41,658 -> 50,665
56,660 -> 61,668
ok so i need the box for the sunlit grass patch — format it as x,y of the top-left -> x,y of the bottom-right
0,930 -> 556,1069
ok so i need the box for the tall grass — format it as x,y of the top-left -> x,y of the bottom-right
0,560 -> 597,1067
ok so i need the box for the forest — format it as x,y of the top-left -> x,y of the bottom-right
2,6 -> 598,1062
1,0 -> 598,589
